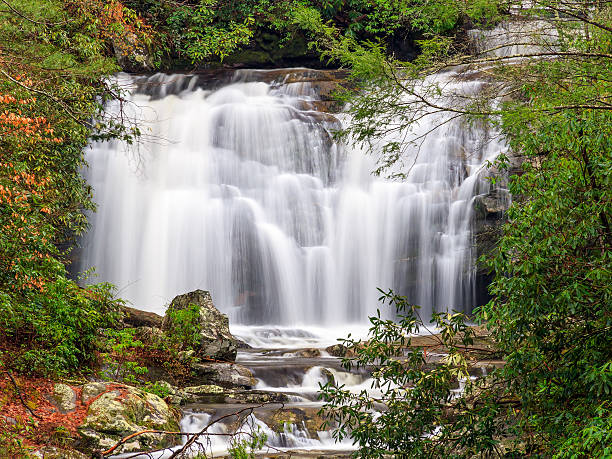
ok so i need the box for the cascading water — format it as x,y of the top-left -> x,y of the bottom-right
79,68 -> 503,324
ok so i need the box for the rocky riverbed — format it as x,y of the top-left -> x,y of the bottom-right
15,291 -> 352,458
18,289 -> 502,458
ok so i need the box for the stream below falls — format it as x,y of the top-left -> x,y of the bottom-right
81,67 -> 507,457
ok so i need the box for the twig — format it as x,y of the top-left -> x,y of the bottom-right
167,403 -> 267,459
4,370 -> 42,420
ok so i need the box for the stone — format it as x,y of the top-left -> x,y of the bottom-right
78,384 -> 180,455
235,339 -> 252,349
183,384 -> 224,395
150,381 -> 184,405
283,348 -> 321,358
51,383 -> 77,413
82,382 -> 107,403
256,406 -> 326,437
191,362 -> 256,389
121,306 -> 163,328
181,384 -> 225,404
326,343 -> 360,358
177,349 -> 196,362
133,325 -> 165,345
223,389 -> 289,405
111,32 -> 153,73
320,368 -> 335,385
162,290 -> 238,361
473,190 -> 510,221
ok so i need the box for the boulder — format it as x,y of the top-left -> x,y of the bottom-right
82,382 -> 107,403
223,389 -> 288,405
256,406 -> 327,436
111,32 -> 153,73
50,383 -> 77,413
121,306 -> 163,329
191,362 -> 256,389
326,343 -> 360,358
78,384 -> 180,455
162,290 -> 238,362
149,381 -> 288,405
283,348 -> 322,358
182,384 -> 225,400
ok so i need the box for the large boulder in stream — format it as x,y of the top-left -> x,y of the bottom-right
162,289 -> 238,361
77,383 -> 180,455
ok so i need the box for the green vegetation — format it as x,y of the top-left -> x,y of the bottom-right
114,0 -> 502,67
321,291 -> 505,457
102,328 -> 149,383
227,426 -> 267,459
0,0 -> 139,376
163,303 -> 202,350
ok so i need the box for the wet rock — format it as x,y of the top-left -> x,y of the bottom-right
121,306 -> 163,328
256,406 -> 326,437
191,362 -> 256,389
112,33 -> 153,73
283,348 -> 321,358
78,384 -> 180,455
236,339 -> 252,349
82,382 -> 107,403
50,383 -> 77,413
149,381 -> 185,405
473,190 -> 510,221
157,381 -> 288,405
326,343 -> 360,357
182,384 -> 225,404
162,290 -> 238,362
320,368 -> 335,385
224,389 -> 289,404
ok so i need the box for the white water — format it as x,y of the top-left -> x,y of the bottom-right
80,69 -> 503,324
114,411 -> 355,458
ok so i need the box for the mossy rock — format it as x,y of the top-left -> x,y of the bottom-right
78,384 -> 180,455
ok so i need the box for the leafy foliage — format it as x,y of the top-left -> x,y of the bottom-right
108,0 -> 504,67
102,327 -> 149,384
227,425 -> 267,459
163,303 -> 203,351
321,290 -> 512,457
0,0 -> 136,376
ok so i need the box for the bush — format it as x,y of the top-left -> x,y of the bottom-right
0,282 -> 121,376
164,303 -> 201,351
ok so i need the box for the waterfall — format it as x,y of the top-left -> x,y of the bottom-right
79,68 -> 504,324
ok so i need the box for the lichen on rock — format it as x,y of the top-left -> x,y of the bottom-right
78,384 -> 180,454
50,383 -> 77,413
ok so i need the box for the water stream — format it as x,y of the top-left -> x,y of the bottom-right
80,68 -> 502,324
83,67 -> 505,457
